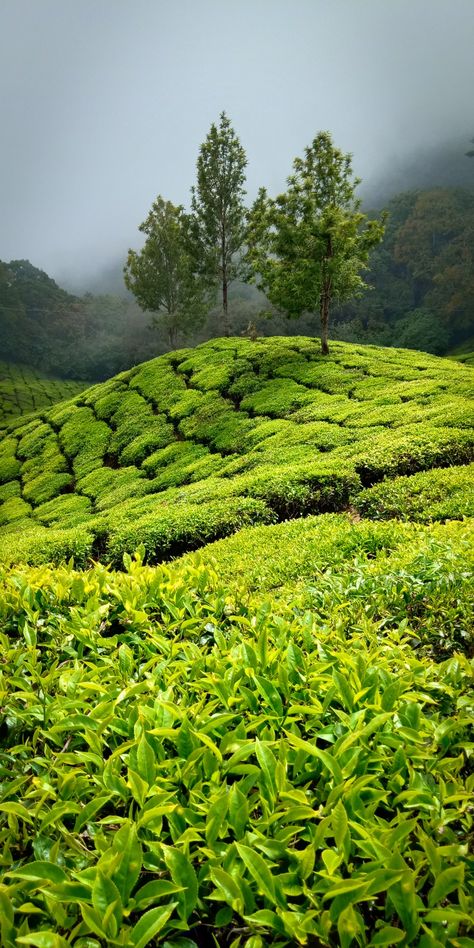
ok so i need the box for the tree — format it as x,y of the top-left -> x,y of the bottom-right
246,132 -> 385,354
188,111 -> 247,335
124,196 -> 209,349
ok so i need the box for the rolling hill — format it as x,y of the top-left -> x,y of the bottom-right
1,335 -> 473,946
0,361 -> 88,426
0,336 -> 473,566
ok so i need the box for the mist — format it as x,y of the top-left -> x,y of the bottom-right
1,0 -> 473,290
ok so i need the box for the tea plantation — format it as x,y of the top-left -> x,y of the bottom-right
0,338 -> 473,947
0,337 -> 473,567
0,362 -> 88,427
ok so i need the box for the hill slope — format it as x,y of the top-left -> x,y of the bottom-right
0,336 -> 473,565
0,361 -> 88,426
1,336 -> 473,946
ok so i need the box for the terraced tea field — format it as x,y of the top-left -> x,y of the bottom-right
0,337 -> 473,947
0,337 -> 473,565
0,361 -> 88,426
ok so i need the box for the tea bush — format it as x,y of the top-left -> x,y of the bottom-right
0,361 -> 87,425
0,529 -> 472,946
0,339 -> 472,566
356,464 -> 474,522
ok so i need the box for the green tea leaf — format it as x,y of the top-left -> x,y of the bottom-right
137,733 -> 156,786
7,861 -> 67,885
210,866 -> 245,910
163,846 -> 198,921
131,902 -> 177,948
16,934 -> 70,948
112,821 -> 142,905
255,738 -> 278,803
134,879 -> 185,909
332,800 -> 348,852
0,801 -> 33,823
429,865 -> 464,906
228,782 -> 249,839
236,843 -> 277,906
369,926 -> 406,945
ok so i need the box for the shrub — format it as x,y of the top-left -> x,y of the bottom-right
0,495 -> 32,525
356,463 -> 474,521
106,495 -> 275,564
22,471 -> 73,506
241,378 -> 314,416
0,480 -> 20,502
119,416 -> 174,465
34,493 -> 93,527
0,440 -> 20,484
0,536 -> 472,944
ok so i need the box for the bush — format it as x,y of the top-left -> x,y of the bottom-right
1,337 -> 473,566
0,532 -> 472,944
0,495 -> 32,525
22,471 -> 73,506
106,495 -> 275,564
356,463 -> 474,521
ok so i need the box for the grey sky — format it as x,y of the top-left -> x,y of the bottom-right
1,0 -> 473,285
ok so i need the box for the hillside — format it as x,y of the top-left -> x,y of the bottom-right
0,336 -> 473,566
448,339 -> 474,367
0,361 -> 88,426
1,336 -> 473,946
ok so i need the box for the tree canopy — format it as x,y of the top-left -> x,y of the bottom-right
124,196 -> 209,348
246,131 -> 385,354
188,112 -> 247,335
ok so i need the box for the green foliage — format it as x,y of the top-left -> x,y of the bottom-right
0,523 -> 472,945
356,464 -> 474,521
334,188 -> 474,354
188,111 -> 248,332
107,496 -> 274,562
246,132 -> 385,353
124,196 -> 210,348
0,337 -> 473,566
0,362 -> 87,424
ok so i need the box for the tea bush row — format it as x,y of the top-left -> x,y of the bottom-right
0,361 -> 87,424
356,464 -> 474,522
0,519 -> 472,946
0,339 -> 473,565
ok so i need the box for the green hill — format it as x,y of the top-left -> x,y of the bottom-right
0,361 -> 88,427
448,338 -> 474,367
1,336 -> 473,946
1,336 -> 473,566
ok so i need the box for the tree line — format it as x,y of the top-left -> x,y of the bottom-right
2,125 -> 473,379
124,114 -> 385,355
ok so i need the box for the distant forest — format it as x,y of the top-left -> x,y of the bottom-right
1,185 -> 473,379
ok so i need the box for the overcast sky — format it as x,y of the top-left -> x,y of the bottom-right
1,0 -> 473,287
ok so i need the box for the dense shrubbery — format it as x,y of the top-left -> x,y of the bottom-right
356,464 -> 474,522
0,516 -> 473,947
0,337 -> 473,946
0,337 -> 473,566
0,361 -> 87,425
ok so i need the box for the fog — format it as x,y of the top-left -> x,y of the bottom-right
1,0 -> 473,290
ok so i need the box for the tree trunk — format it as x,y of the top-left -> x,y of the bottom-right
222,274 -> 230,336
319,237 -> 332,355
320,290 -> 330,355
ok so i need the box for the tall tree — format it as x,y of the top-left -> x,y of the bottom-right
124,196 -> 209,349
246,132 -> 385,354
188,112 -> 247,335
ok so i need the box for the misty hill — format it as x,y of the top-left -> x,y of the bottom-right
1,336 -> 472,566
0,259 -> 159,380
2,184 -> 474,381
363,135 -> 474,207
